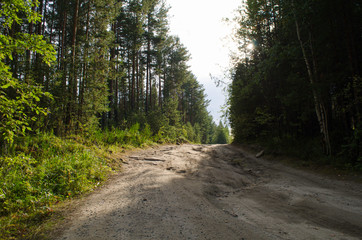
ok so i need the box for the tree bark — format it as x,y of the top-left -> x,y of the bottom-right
159,71 -> 162,108
60,8 -> 67,91
36,0 -> 45,85
146,36 -> 150,113
26,4 -> 35,83
69,0 -> 80,130
131,49 -> 136,111
79,0 -> 90,125
136,50 -> 140,111
293,6 -> 332,155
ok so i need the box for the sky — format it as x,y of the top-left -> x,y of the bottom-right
166,0 -> 241,124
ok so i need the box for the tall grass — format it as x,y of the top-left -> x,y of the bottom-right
90,123 -> 154,147
90,123 -> 192,147
0,123 -> 199,239
0,133 -> 111,239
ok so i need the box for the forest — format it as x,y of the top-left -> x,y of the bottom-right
1,0 -> 361,238
0,0 -> 229,147
0,0 -> 232,238
228,0 -> 362,168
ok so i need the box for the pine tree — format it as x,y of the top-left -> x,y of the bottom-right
229,0 -> 362,163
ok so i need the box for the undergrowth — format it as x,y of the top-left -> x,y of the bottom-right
89,123 -> 191,147
0,123 -> 196,239
0,133 -> 111,239
253,135 -> 362,172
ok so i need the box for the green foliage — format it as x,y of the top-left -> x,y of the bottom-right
0,0 -> 218,238
0,0 -> 214,145
0,0 -> 55,150
0,78 -> 52,148
163,97 -> 182,127
92,124 -> 155,147
0,120 -> 211,239
184,122 -> 201,143
229,0 -> 362,166
154,125 -> 188,144
0,0 -> 40,28
0,132 -> 111,239
1,133 -> 111,214
146,109 -> 169,135
211,122 -> 231,144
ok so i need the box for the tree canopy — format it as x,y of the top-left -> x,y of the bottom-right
228,0 -> 362,166
0,0 -> 217,148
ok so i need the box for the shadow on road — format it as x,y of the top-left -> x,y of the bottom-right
56,144 -> 362,240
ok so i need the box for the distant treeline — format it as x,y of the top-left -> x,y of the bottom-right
228,0 -> 361,167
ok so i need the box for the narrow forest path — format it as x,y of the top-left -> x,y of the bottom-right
55,144 -> 362,240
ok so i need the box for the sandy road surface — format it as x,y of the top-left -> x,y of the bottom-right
56,144 -> 362,240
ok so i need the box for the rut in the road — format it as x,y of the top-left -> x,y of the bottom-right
55,144 -> 362,240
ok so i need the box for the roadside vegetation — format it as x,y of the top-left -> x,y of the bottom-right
0,122 -> 231,240
0,1 -> 234,239
0,132 -> 110,239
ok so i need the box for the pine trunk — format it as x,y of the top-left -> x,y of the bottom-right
146,38 -> 150,113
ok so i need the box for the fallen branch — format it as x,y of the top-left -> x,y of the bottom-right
143,157 -> 166,162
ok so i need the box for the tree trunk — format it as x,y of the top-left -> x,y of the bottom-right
149,65 -> 152,110
115,44 -> 120,123
60,8 -> 67,91
79,1 -> 90,125
159,71 -> 162,108
69,0 -> 80,130
127,50 -> 131,114
26,5 -> 35,83
36,0 -> 45,85
136,50 -> 140,111
294,9 -> 332,155
146,37 -> 150,113
131,50 -> 136,111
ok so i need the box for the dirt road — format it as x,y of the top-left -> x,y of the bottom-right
56,144 -> 362,240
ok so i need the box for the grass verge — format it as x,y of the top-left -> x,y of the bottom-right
0,123 -> 199,239
0,132 -> 114,240
0,125 -> 172,239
